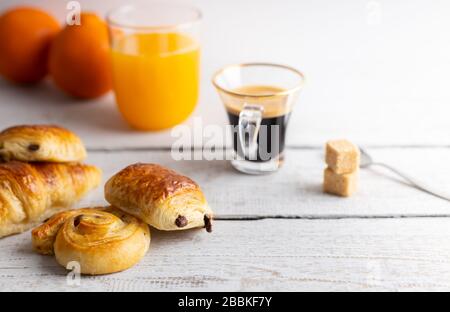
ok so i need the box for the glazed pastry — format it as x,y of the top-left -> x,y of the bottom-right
0,161 -> 101,238
32,207 -> 150,275
105,163 -> 213,232
0,125 -> 87,162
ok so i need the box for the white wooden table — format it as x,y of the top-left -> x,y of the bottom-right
1,0 -> 450,292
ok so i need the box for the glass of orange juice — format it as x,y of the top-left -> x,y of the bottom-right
107,3 -> 201,130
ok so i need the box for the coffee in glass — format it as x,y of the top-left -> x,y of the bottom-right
213,63 -> 305,174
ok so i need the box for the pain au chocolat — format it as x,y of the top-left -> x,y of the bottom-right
0,125 -> 87,162
105,163 -> 213,232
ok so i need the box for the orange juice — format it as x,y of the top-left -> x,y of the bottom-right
111,33 -> 200,130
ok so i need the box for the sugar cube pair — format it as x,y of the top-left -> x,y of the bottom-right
323,140 -> 360,197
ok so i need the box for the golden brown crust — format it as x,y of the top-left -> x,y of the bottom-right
32,207 -> 150,275
107,163 -> 199,203
105,163 -> 213,232
31,207 -> 104,255
2,125 -> 75,138
0,125 -> 87,162
0,161 -> 102,238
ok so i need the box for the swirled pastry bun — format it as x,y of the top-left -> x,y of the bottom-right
0,161 -> 101,238
0,125 -> 87,162
105,163 -> 213,232
32,207 -> 150,275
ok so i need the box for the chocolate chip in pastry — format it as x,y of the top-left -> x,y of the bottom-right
0,161 -> 101,238
105,163 -> 213,232
32,207 -> 150,275
0,125 -> 87,162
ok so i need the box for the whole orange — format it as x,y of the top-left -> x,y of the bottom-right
0,7 -> 60,84
49,13 -> 112,99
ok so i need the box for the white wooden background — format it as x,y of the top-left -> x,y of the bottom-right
0,0 -> 450,292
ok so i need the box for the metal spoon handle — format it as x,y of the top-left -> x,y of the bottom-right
372,162 -> 450,202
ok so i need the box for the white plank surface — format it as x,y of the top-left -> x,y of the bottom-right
0,148 -> 447,291
77,148 -> 450,217
1,218 -> 450,291
0,0 -> 449,148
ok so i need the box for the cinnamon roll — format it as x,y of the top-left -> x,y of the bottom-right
32,207 -> 150,275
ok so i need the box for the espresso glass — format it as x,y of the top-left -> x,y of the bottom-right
213,63 -> 305,174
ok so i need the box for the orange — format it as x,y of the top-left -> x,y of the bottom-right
0,7 -> 60,84
49,13 -> 112,99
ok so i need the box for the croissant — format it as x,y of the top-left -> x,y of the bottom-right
0,125 -> 87,162
0,161 -> 101,238
105,163 -> 213,232
32,207 -> 150,275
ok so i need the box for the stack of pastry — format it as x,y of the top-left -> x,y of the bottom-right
32,163 -> 213,275
323,139 -> 360,197
0,125 -> 214,276
0,125 -> 102,238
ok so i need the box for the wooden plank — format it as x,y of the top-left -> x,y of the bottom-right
1,218 -> 450,291
78,148 -> 450,217
0,0 -> 450,148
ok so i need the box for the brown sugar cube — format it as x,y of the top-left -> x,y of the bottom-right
326,140 -> 360,174
323,167 -> 358,197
